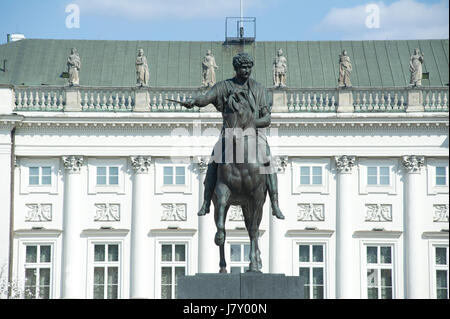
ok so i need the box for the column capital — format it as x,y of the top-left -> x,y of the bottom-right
131,156 -> 152,174
62,156 -> 84,173
275,156 -> 289,173
335,155 -> 356,174
402,155 -> 425,174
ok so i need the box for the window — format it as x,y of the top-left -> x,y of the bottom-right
93,244 -> 120,299
365,245 -> 394,299
229,243 -> 250,273
298,244 -> 326,299
24,244 -> 52,299
436,167 -> 448,186
160,243 -> 187,299
163,166 -> 186,185
433,246 -> 449,299
300,166 -> 322,185
29,166 -> 52,186
96,166 -> 119,186
367,166 -> 390,186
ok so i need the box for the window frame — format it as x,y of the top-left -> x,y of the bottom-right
23,243 -> 54,299
154,158 -> 192,194
228,241 -> 251,274
291,158 -> 330,195
358,159 -> 398,195
19,158 -> 60,195
96,166 -> 120,186
427,159 -> 449,195
429,241 -> 449,299
156,241 -> 189,299
87,158 -> 126,194
295,242 -> 327,299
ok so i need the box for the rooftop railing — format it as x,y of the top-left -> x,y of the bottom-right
11,85 -> 449,113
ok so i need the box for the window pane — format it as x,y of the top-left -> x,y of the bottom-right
367,247 -> 377,263
299,268 -> 310,299
94,245 -> 105,262
300,175 -> 310,185
381,288 -> 392,299
299,245 -> 309,262
161,267 -> 172,285
175,245 -> 186,262
175,175 -> 185,185
29,176 -> 39,185
161,285 -> 171,299
39,268 -> 51,286
367,269 -> 378,288
94,267 -> 105,285
244,244 -> 250,262
379,176 -> 390,185
163,175 -> 173,185
97,175 -> 107,185
313,268 -> 323,285
161,245 -> 172,262
231,245 -> 241,262
312,245 -> 323,262
163,166 -> 173,176
93,285 -> 104,299
40,246 -> 51,263
379,167 -> 389,176
175,267 -> 185,286
437,288 -> 448,299
175,167 -> 185,176
97,167 -> 106,176
109,166 -> 119,176
108,245 -> 119,262
367,176 -> 378,185
39,286 -> 50,299
109,175 -> 119,185
109,167 -> 119,185
26,246 -> 37,263
41,176 -> 52,185
312,175 -> 322,185
368,288 -> 378,299
300,166 -> 310,176
436,167 -> 446,176
312,166 -> 322,175
436,270 -> 448,289
29,167 -> 39,176
436,248 -> 447,265
436,177 -> 447,186
381,269 -> 392,289
25,268 -> 36,287
107,285 -> 118,299
108,267 -> 118,285
313,286 -> 324,299
380,247 -> 392,264
367,167 -> 377,176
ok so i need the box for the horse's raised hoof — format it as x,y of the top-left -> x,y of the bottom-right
197,202 -> 210,216
272,206 -> 285,220
214,230 -> 225,246
219,267 -> 227,274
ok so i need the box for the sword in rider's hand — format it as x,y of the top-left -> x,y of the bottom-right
165,98 -> 194,108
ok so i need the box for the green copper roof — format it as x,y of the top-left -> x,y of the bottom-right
0,39 -> 448,88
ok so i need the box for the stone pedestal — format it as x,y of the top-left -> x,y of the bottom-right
271,91 -> 288,113
177,273 -> 305,299
337,90 -> 354,113
64,88 -> 82,112
134,89 -> 150,112
406,89 -> 424,112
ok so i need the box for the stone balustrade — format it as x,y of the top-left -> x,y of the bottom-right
9,85 -> 449,113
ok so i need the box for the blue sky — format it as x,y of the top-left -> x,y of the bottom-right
0,0 -> 448,43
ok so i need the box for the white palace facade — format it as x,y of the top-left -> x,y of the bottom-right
0,38 -> 448,299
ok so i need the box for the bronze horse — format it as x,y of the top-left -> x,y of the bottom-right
212,89 -> 268,273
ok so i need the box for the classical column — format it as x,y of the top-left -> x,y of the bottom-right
130,156 -> 152,298
335,155 -> 357,299
402,155 -> 427,298
269,156 -> 288,274
196,156 -> 217,273
61,155 -> 84,298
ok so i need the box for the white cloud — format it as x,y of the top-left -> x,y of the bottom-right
75,0 -> 262,20
315,0 -> 449,40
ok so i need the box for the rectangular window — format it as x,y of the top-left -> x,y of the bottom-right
365,245 -> 394,299
229,243 -> 250,274
96,166 -> 119,186
300,166 -> 322,185
24,244 -> 52,299
160,243 -> 187,299
29,166 -> 52,186
434,246 -> 449,299
436,167 -> 448,186
93,244 -> 120,299
298,244 -> 325,299
367,166 -> 390,186
163,166 -> 186,185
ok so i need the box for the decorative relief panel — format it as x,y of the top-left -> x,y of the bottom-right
365,204 -> 392,222
161,203 -> 187,221
25,204 -> 52,222
228,205 -> 244,221
433,204 -> 449,222
94,203 -> 120,221
297,203 -> 325,221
